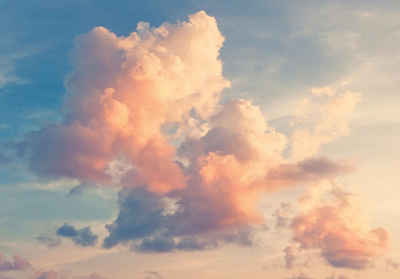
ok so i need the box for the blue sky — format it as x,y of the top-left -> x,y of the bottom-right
1,1 -> 400,279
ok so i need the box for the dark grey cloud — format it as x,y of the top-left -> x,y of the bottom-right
136,237 -> 176,253
103,188 -> 255,252
56,223 -> 98,247
103,188 -> 166,249
135,236 -> 219,253
102,158 -> 347,253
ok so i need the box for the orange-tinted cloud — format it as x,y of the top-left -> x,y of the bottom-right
24,11 -> 230,194
20,11 -> 389,267
291,89 -> 361,161
103,100 -> 354,250
292,188 -> 389,269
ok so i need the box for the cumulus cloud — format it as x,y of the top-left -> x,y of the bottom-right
57,223 -> 98,247
103,187 -> 236,251
291,88 -> 361,161
19,10 -> 389,268
22,10 -> 229,195
292,188 -> 389,269
0,253 -> 30,272
103,98 -> 350,250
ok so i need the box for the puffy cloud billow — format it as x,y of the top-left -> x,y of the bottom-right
292,188 -> 389,269
24,10 -> 229,194
21,10 -> 389,269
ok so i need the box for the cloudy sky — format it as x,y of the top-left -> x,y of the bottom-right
1,1 -> 399,278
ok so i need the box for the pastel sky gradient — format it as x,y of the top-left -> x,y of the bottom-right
1,1 -> 399,279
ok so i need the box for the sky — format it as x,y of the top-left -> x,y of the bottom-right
0,1 -> 399,279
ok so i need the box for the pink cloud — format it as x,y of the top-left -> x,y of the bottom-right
292,189 -> 389,269
0,253 -> 31,272
20,11 -> 389,269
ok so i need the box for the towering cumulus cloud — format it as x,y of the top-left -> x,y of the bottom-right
26,11 -> 229,193
23,11 -> 388,269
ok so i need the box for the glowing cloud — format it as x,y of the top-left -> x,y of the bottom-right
21,10 -> 389,269
25,11 -> 230,194
292,188 -> 389,269
291,89 -> 361,161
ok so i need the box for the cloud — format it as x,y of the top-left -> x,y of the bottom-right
291,88 -> 361,161
274,202 -> 293,230
103,187 -> 224,251
283,245 -> 298,269
0,46 -> 29,88
0,253 -> 31,272
266,157 -> 354,187
22,10 -> 229,195
103,98 -> 350,251
386,258 -> 400,270
292,188 -> 389,269
36,271 -> 60,279
144,271 -> 163,279
0,257 -> 107,279
103,188 -> 168,249
19,10 -> 388,268
311,86 -> 336,97
287,273 -> 314,279
36,235 -> 62,248
57,223 -> 98,247
35,271 -> 107,279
